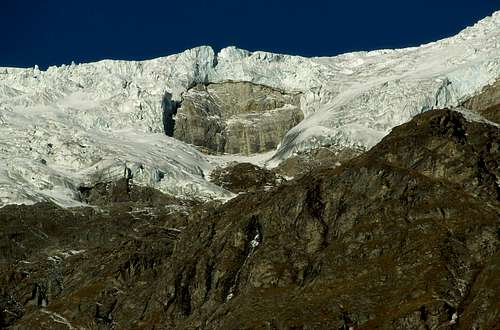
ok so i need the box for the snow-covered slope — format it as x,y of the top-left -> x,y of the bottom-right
0,11 -> 499,206
0,48 -> 229,206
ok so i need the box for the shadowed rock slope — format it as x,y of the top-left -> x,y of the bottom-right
1,109 -> 499,329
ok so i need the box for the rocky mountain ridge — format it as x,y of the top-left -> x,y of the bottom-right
1,107 -> 499,329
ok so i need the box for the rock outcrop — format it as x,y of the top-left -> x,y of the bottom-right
172,82 -> 303,154
210,162 -> 285,193
462,80 -> 500,124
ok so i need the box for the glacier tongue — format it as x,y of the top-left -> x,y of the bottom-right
0,11 -> 499,206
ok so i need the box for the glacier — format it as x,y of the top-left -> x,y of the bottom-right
0,11 -> 499,207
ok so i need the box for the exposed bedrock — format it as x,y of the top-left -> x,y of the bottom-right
462,79 -> 500,124
170,81 -> 304,155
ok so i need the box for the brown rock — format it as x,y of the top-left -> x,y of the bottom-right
173,82 -> 303,155
2,109 -> 499,329
462,79 -> 500,124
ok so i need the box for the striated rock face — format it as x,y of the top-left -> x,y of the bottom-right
462,80 -> 500,124
1,109 -> 499,329
172,82 -> 303,154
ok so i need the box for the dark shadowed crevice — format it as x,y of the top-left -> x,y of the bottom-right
419,305 -> 428,322
162,92 -> 181,137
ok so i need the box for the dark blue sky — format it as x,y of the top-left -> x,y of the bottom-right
1,1 -> 498,69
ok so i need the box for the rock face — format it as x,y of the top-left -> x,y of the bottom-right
462,80 -> 500,124
0,202 -> 188,330
1,109 -> 499,329
0,186 -> 209,329
172,82 -> 303,154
